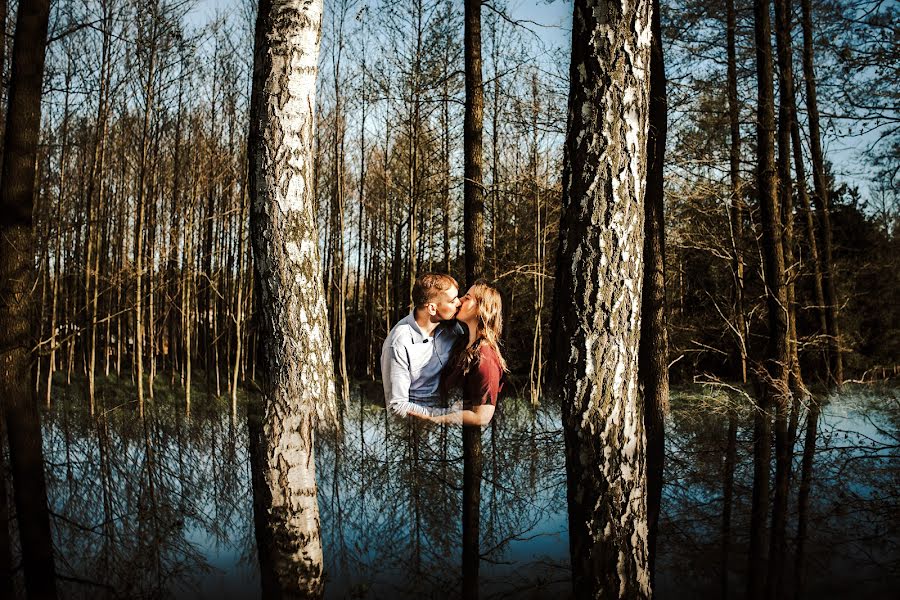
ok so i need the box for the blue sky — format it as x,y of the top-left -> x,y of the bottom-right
182,0 -> 882,201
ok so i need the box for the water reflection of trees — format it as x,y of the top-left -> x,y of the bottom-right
41,390 -> 256,599
314,395 -> 570,598
657,387 -> 900,599
34,385 -> 899,598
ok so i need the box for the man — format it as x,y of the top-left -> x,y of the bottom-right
381,273 -> 463,416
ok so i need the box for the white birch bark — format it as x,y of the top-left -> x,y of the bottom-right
247,1 -> 336,596
552,0 -> 654,597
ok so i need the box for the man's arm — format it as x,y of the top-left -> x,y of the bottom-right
408,403 -> 495,426
386,340 -> 449,416
385,343 -> 413,415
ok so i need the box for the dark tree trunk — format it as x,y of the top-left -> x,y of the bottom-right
770,1 -> 803,595
721,410 -> 738,599
0,411 -> 13,598
726,0 -> 748,385
551,1 -> 653,596
462,426 -> 483,600
639,0 -> 668,585
749,0 -> 790,597
464,0 -> 485,286
0,1 -> 57,598
793,398 -> 820,600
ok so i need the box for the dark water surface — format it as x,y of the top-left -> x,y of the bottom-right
37,384 -> 899,598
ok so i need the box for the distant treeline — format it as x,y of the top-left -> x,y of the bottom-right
20,0 -> 898,408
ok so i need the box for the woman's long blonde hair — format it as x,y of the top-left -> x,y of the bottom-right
452,280 -> 508,375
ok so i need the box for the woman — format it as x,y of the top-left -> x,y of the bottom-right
409,280 -> 507,426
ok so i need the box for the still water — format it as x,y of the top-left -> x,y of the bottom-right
40,384 -> 899,598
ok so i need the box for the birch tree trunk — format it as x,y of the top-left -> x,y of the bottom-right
247,1 -> 336,597
0,0 -> 57,597
551,1 -> 653,596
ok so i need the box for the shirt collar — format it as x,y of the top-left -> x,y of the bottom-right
406,311 -> 455,341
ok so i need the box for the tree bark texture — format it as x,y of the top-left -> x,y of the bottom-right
464,0 -> 485,286
771,1 -> 802,594
639,0 -> 668,584
0,0 -> 58,598
773,0 -> 803,400
750,0 -> 789,596
247,1 -> 336,597
553,1 -> 653,596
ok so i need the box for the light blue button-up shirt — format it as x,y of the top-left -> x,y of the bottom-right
380,312 -> 463,416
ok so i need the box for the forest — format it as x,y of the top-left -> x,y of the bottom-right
0,0 -> 897,598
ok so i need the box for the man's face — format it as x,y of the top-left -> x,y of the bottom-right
428,285 -> 461,321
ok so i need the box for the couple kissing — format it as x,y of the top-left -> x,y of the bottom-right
380,273 -> 507,426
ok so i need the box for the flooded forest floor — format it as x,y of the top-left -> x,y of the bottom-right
23,375 -> 900,598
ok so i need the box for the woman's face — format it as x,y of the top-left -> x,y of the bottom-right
456,286 -> 479,324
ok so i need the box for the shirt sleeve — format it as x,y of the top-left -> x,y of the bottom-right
470,353 -> 501,406
386,342 -> 412,415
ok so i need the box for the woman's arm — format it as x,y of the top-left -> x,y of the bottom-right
408,403 -> 495,426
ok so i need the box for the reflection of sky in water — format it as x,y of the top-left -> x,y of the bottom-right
658,386 -> 900,599
38,385 -> 899,598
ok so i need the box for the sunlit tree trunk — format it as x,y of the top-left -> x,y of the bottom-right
46,63 -> 71,406
441,17 -> 451,275
84,2 -> 113,412
183,188 -> 194,414
551,0 -> 653,596
134,16 -> 159,418
231,188 -> 247,416
0,0 -> 57,597
528,73 -> 546,406
248,1 -> 337,596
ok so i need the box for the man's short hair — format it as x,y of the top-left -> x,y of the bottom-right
412,273 -> 459,308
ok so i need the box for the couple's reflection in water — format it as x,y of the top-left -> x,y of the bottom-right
247,409 -> 484,600
248,388 -> 566,599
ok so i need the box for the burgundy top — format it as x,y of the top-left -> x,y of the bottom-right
441,343 -> 504,408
